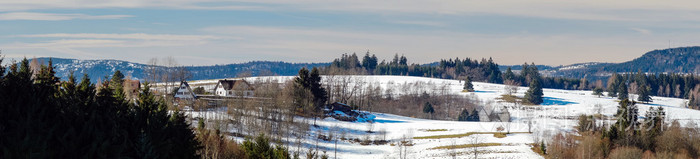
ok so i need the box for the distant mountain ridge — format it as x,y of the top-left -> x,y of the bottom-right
539,46 -> 700,80
26,57 -> 329,82
601,46 -> 700,74
21,46 -> 700,82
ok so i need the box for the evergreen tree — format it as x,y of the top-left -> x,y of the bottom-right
607,73 -> 621,97
110,70 -> 127,101
463,76 -> 474,92
399,55 -> 408,66
423,102 -> 434,118
525,79 -> 544,105
618,82 -> 629,101
610,99 -> 638,146
637,85 -> 652,103
293,68 -> 313,114
641,106 -> 665,150
520,63 -> 530,82
309,67 -> 327,108
593,87 -> 604,97
458,109 -> 470,121
503,67 -> 515,81
361,52 -> 378,72
467,108 -> 480,121
110,70 -> 125,86
242,134 -> 291,159
134,82 -> 201,158
1,60 -> 203,158
292,67 -> 327,123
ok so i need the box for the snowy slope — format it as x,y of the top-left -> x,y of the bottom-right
182,75 -> 700,159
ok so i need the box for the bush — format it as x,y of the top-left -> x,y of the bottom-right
608,146 -> 642,159
575,136 -> 603,159
576,115 -> 595,133
547,133 -> 575,159
241,134 -> 290,159
197,129 -> 245,159
655,121 -> 683,153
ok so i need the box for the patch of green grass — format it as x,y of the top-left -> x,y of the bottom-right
414,132 -> 529,139
430,143 -> 503,150
424,129 -> 448,132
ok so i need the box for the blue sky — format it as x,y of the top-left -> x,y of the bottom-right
1,0 -> 700,66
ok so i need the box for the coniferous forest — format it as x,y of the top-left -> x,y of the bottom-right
0,58 -> 201,158
328,52 -> 587,90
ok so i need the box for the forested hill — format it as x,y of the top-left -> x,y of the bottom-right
26,57 -> 329,82
601,46 -> 700,74
545,46 -> 700,79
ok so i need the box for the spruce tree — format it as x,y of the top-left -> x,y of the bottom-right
467,108 -> 480,121
611,99 -> 638,145
423,102 -> 434,118
593,87 -> 604,97
525,79 -> 544,105
463,76 -> 474,92
503,67 -> 515,82
637,85 -> 652,103
618,82 -> 629,101
110,70 -> 125,86
458,109 -> 470,121
309,67 -> 327,108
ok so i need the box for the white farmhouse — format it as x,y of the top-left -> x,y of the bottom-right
214,79 -> 254,97
174,81 -> 197,101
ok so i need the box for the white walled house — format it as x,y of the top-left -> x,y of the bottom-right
214,79 -> 254,97
174,81 -> 197,102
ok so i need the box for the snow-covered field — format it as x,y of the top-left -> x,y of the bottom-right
181,75 -> 700,159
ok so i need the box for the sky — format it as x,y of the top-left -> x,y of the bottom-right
1,0 -> 700,66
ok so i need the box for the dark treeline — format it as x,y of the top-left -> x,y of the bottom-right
329,52 -> 501,83
328,52 -> 586,90
603,71 -> 700,109
0,58 -> 199,158
503,63 -> 587,90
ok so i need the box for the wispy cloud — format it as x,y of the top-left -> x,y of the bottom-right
8,32 -> 233,50
0,12 -> 131,21
15,33 -> 225,41
0,1 -> 266,12
630,28 -> 652,35
389,20 -> 446,27
3,1 -> 700,22
4,33 -> 233,62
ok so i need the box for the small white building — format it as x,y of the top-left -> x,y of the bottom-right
215,79 -> 254,97
174,81 -> 197,101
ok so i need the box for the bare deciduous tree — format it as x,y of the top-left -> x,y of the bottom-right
468,135 -> 484,159
504,80 -> 520,96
